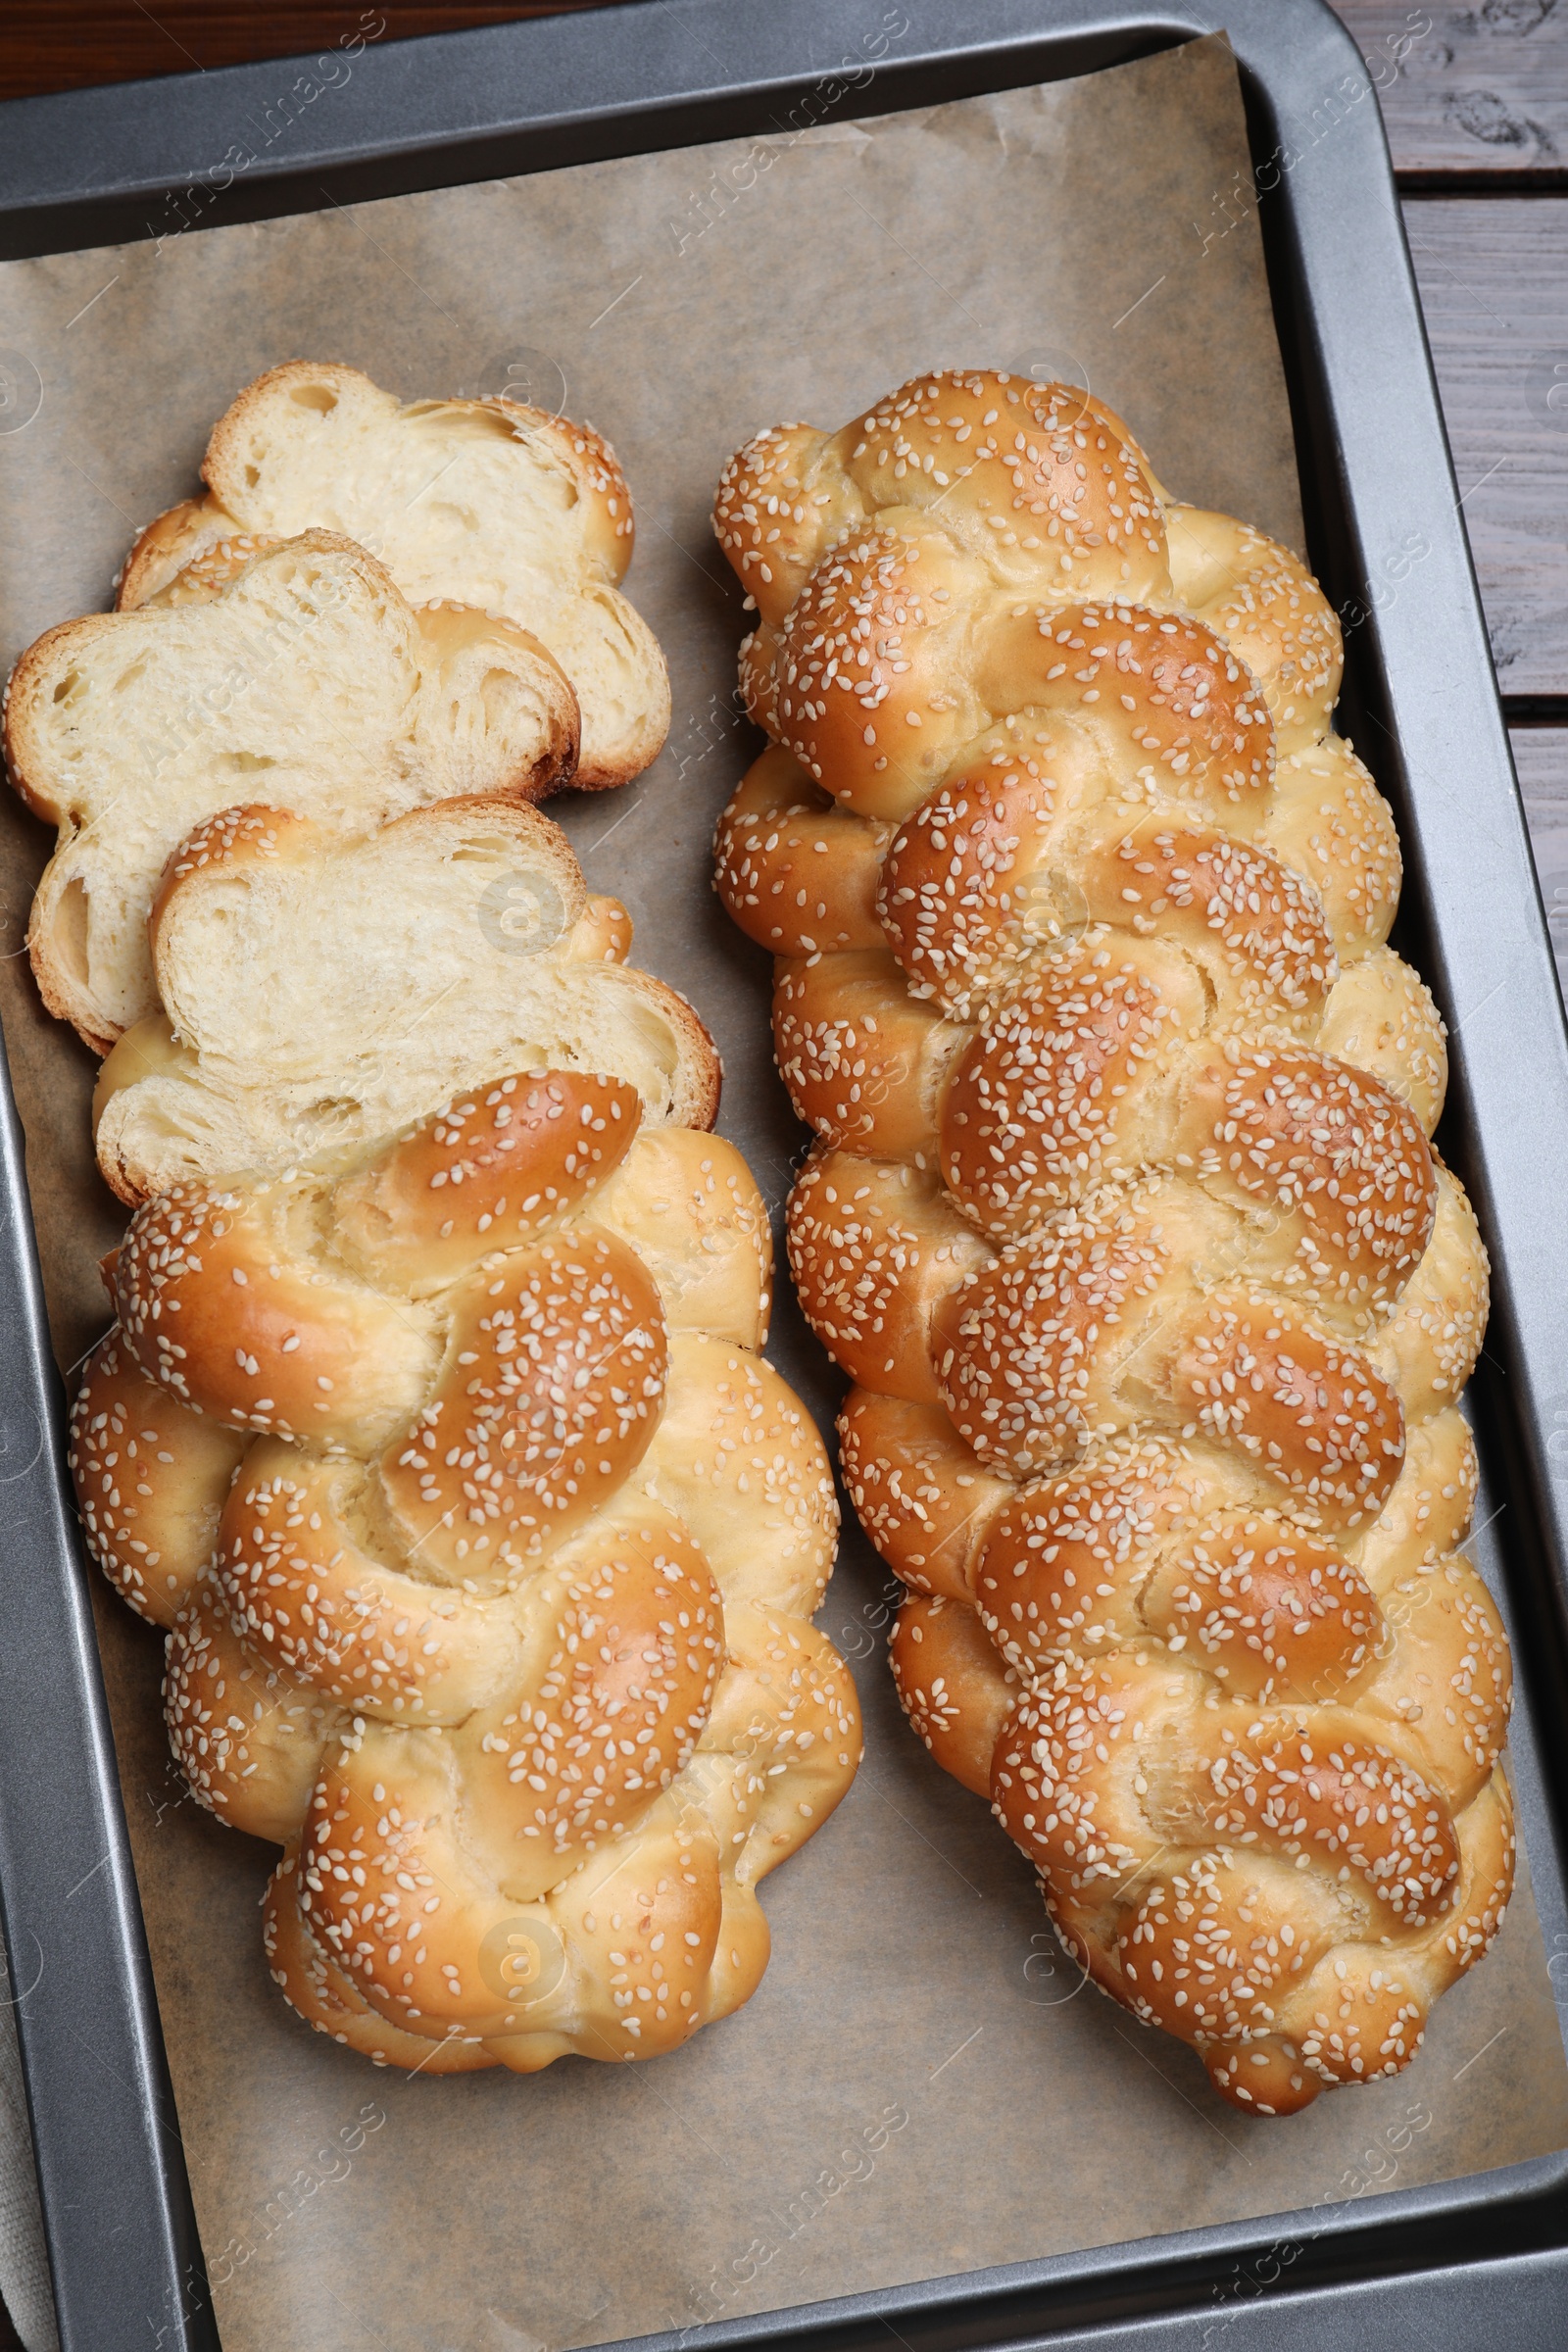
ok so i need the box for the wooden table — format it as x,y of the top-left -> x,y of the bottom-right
0,7 -> 1562,2348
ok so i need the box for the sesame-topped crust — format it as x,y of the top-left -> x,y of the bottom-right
713,373 -> 1169,633
712,423 -> 854,630
142,529 -> 286,602
111,1172 -> 437,1448
709,368 -> 1506,2117
69,1336 -> 248,1630
1166,508 -> 1341,754
332,1069 -> 642,1290
72,1068 -> 859,2074
841,377 -> 1168,594
377,1233 -> 668,1576
712,743 -> 890,960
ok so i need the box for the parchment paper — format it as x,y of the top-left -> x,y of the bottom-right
0,35 -> 1565,2352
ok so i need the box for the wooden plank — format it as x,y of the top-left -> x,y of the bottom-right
0,2 -> 613,104
1333,2 -> 1568,179
1401,197 -> 1568,699
1515,728 -> 1568,1008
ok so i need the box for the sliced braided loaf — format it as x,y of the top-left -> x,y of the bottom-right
116,362 -> 670,792
72,1067 -> 859,2072
710,368 -> 1511,2116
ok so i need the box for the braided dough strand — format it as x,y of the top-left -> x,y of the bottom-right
72,1068 -> 859,2072
711,368 -> 1509,2116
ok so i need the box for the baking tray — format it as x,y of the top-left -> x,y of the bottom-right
2,1 -> 1568,2346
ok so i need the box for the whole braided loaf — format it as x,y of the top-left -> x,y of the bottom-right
72,1064 -> 859,2072
710,368 -> 1511,2116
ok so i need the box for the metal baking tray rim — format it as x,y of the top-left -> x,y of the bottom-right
1,4 -> 1567,2347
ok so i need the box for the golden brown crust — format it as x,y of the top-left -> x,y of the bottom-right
331,1069 -> 642,1290
766,555 -> 1286,825
931,1187 -> 1413,1529
111,1175 -> 438,1448
75,1067 -> 858,2076
836,1390 -> 1009,1599
838,375 -> 1167,597
770,524 -> 983,818
713,745 -> 888,957
711,368 -> 1509,2115
1173,1049 -> 1437,1309
713,372 -> 1170,626
712,423 -> 848,629
567,893 -> 634,964
263,1855 -> 500,2072
1165,507 -> 1342,754
786,1151 -> 992,1403
772,950 -> 966,1160
938,938 -> 1203,1231
376,1235 -> 668,1576
976,605 -> 1276,800
889,1592 -> 1017,1798
116,497 -> 231,609
69,1335 -> 248,1630
168,1592 -> 352,1839
874,725 -> 1100,1019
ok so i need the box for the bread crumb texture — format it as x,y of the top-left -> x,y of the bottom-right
91,795 -> 722,1204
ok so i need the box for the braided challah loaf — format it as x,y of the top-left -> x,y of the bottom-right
710,368 -> 1511,2116
72,1066 -> 859,2071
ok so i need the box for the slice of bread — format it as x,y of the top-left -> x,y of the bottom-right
116,362 -> 670,790
6,532 -> 579,1054
92,796 -> 719,1203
